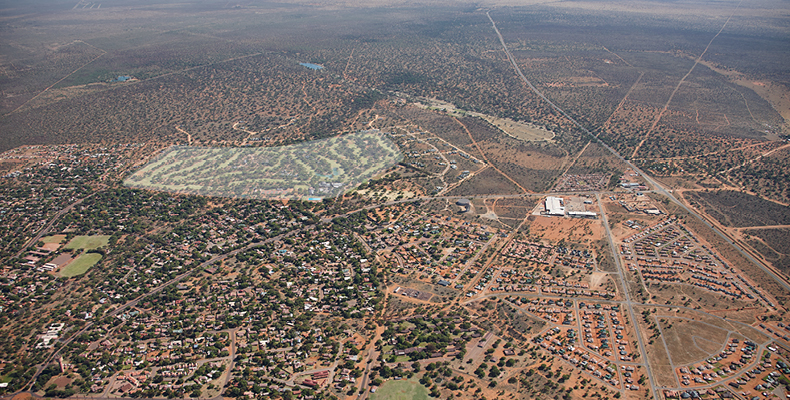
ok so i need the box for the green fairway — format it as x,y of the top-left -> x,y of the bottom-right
60,253 -> 102,277
124,130 -> 402,200
64,235 -> 110,250
41,234 -> 67,244
371,377 -> 429,400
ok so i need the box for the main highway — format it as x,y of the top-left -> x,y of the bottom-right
484,11 -> 790,295
486,10 -> 790,399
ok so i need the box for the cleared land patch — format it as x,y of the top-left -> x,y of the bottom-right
659,318 -> 728,365
483,116 -> 555,142
416,97 -> 555,142
64,235 -> 110,250
60,253 -> 102,277
124,131 -> 402,200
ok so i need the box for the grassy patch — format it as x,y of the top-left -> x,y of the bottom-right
371,377 -> 429,400
659,319 -> 729,365
60,253 -> 102,277
41,235 -> 67,244
64,235 -> 110,250
483,116 -> 554,142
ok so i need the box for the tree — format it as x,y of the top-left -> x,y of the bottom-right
488,365 -> 500,378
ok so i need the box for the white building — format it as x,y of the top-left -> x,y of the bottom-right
545,196 -> 565,216
569,211 -> 597,219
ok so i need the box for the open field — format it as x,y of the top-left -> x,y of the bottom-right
371,377 -> 429,400
526,214 -> 605,246
446,167 -> 523,196
724,145 -> 790,204
59,253 -> 102,277
659,318 -> 729,366
40,235 -> 66,244
63,235 -> 110,250
485,116 -> 555,142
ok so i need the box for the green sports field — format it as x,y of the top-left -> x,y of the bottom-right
64,235 -> 110,250
59,253 -> 102,277
370,377 -> 429,400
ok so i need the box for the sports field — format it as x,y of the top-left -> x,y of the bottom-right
370,377 -> 429,400
64,235 -> 110,250
59,253 -> 102,277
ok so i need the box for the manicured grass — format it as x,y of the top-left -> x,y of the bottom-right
371,377 -> 429,400
123,130 -> 402,200
60,253 -> 102,277
64,235 -> 110,250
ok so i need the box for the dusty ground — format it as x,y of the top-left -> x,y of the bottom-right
11,393 -> 32,400
527,215 -> 605,245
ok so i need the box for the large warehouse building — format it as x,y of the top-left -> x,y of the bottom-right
545,196 -> 566,216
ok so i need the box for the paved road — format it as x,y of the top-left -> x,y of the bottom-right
355,329 -> 383,400
486,10 -> 790,294
465,291 -> 773,343
462,210 -> 537,294
5,12 -> 785,400
486,9 -> 789,397
6,185 -> 774,400
597,193 -> 660,399
221,328 -> 239,389
320,190 -> 659,223
465,290 -> 777,392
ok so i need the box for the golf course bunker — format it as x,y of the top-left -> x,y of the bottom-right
124,130 -> 402,200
